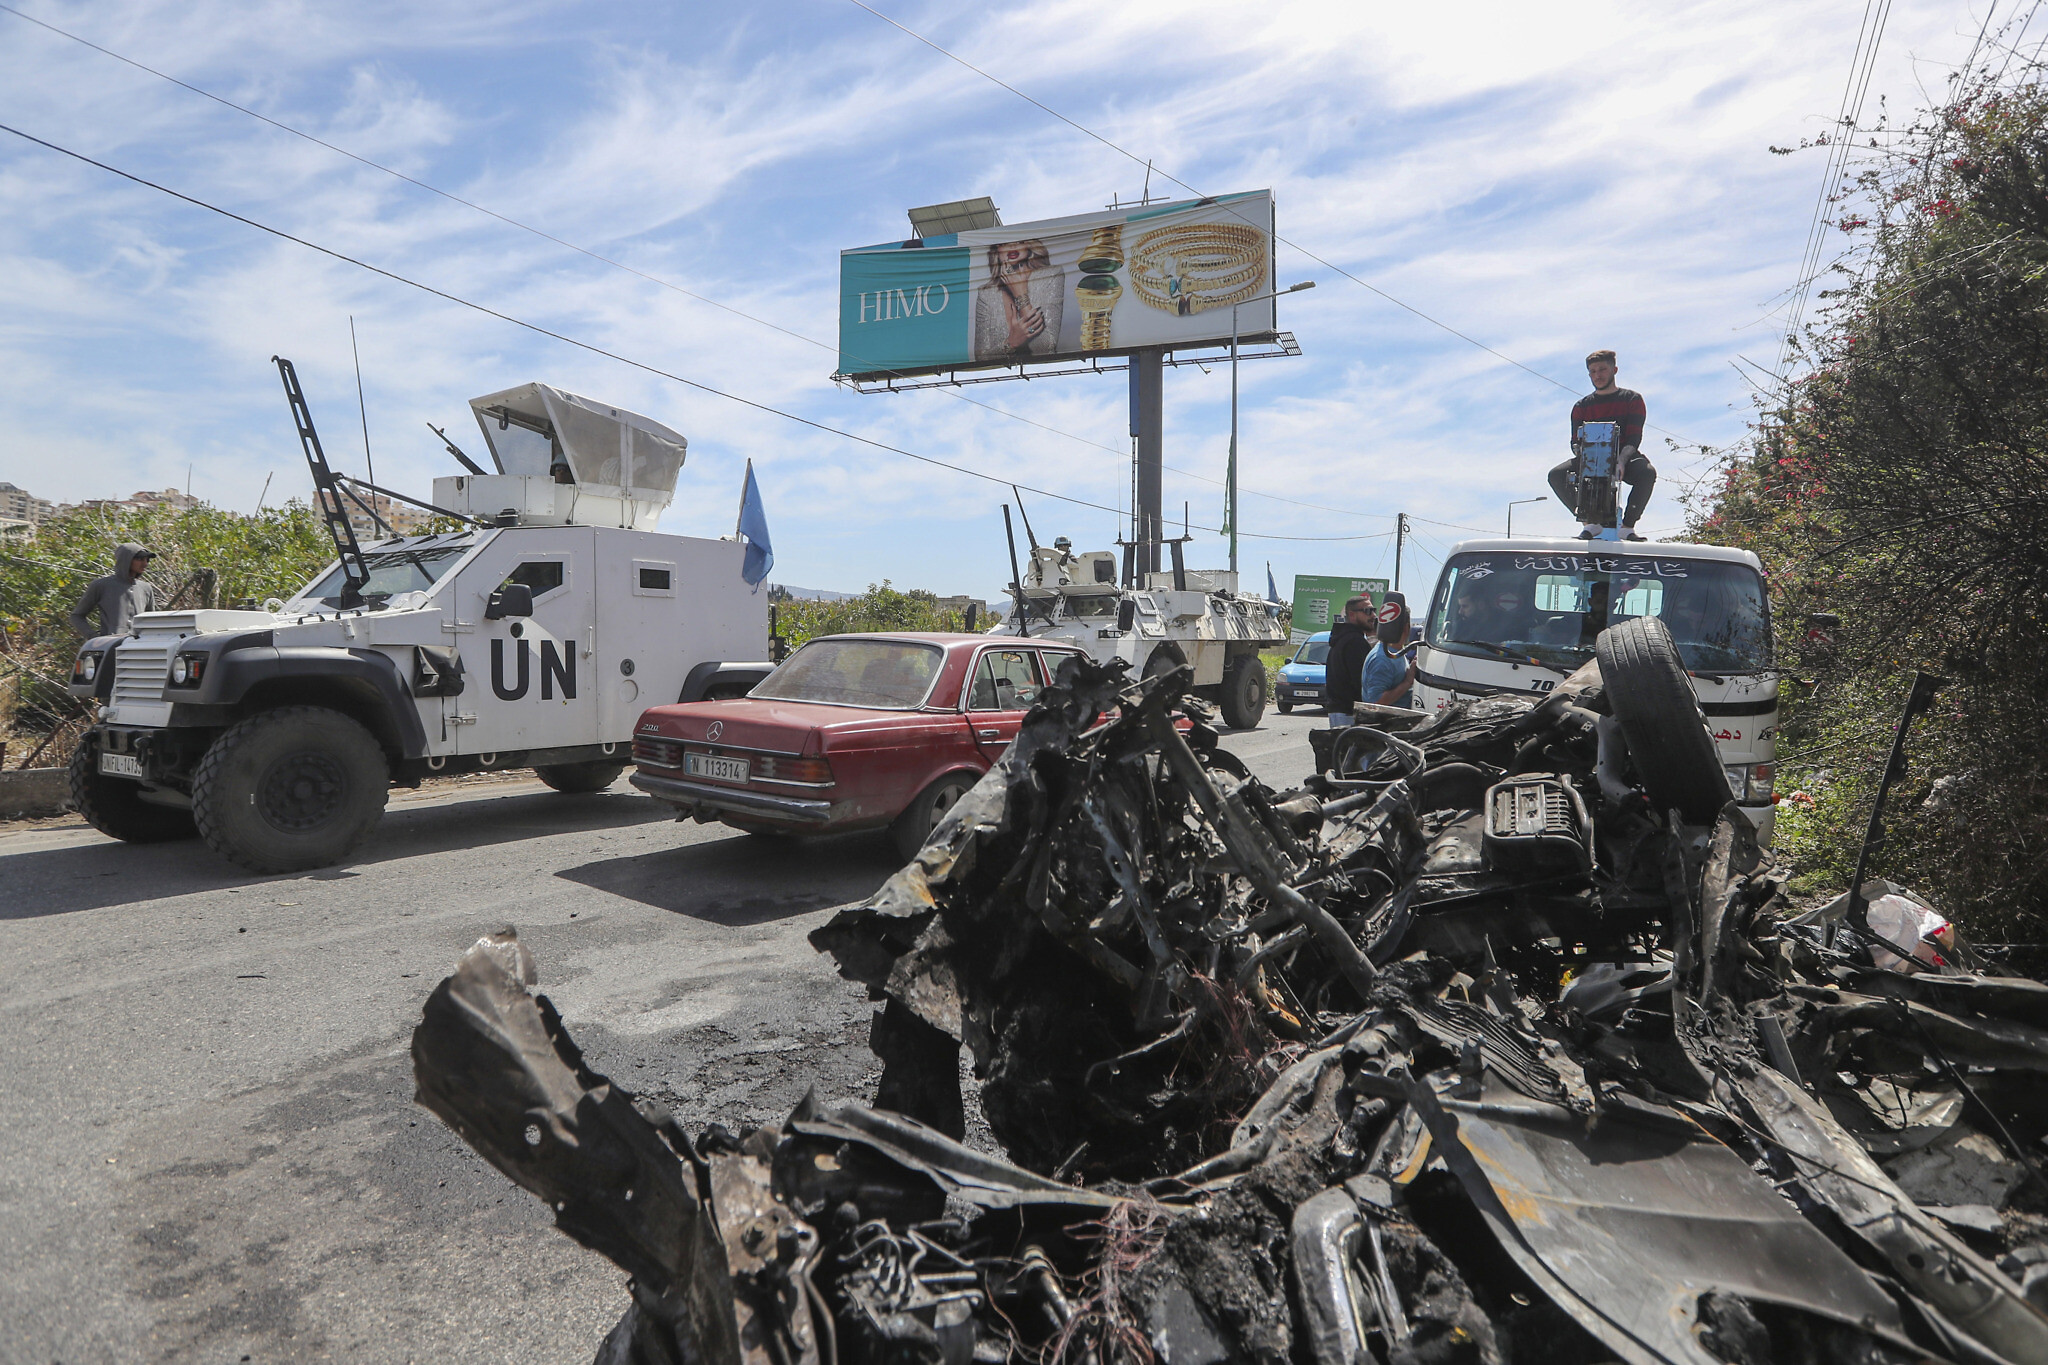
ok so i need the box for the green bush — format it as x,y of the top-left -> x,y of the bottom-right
773,582 -> 982,652
1684,70 -> 2048,951
0,501 -> 334,770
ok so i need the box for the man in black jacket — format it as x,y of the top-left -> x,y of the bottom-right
1321,596 -> 1374,726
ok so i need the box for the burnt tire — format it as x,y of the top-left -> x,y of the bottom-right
1594,616 -> 1729,825
192,706 -> 389,873
534,761 -> 627,794
1218,655 -> 1268,730
68,733 -> 196,843
891,772 -> 975,864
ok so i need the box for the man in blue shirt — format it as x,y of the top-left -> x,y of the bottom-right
1358,598 -> 1417,709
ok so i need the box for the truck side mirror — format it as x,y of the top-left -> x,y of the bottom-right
1117,599 -> 1137,633
486,583 -> 534,620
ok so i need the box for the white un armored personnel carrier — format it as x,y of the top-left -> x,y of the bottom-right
67,360 -> 771,873
987,526 -> 1289,729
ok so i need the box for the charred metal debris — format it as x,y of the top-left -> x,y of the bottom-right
413,622 -> 2048,1364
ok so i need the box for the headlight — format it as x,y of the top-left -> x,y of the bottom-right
169,652 -> 208,687
1748,763 -> 1774,803
73,651 -> 101,684
1724,766 -> 1746,799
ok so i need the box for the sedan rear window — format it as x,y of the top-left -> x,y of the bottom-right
752,638 -> 945,709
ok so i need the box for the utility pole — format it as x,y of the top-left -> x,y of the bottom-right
1393,512 -> 1409,592
1131,350 -> 1164,577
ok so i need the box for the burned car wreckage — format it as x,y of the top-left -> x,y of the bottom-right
412,619 -> 2048,1365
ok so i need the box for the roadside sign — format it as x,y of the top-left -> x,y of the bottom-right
1291,575 -> 1389,643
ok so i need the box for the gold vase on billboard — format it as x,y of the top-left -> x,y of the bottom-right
1075,225 -> 1125,351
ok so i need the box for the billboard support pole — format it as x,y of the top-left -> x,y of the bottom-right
1133,348 -> 1164,577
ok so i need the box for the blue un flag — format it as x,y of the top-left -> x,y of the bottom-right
739,461 -> 774,587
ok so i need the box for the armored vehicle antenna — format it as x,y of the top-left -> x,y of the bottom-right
274,355 -> 370,609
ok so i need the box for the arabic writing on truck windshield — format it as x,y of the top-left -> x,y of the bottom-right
1425,553 -> 1770,672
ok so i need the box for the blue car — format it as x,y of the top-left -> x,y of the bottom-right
1276,633 -> 1330,713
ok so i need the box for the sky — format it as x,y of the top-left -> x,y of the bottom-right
0,0 -> 2025,604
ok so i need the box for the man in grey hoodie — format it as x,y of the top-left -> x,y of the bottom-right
68,543 -> 160,637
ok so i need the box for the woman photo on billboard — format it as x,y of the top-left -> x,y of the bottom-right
973,238 -> 1065,360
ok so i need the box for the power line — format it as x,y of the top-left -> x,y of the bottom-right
0,1 -> 1403,532
0,120 -> 1403,545
1773,0 -> 1893,388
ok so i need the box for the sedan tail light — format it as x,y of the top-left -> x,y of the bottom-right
764,755 -> 835,784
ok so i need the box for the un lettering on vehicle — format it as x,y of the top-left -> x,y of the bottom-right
489,638 -> 577,701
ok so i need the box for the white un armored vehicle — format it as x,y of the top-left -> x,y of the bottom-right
68,361 -> 771,873
988,529 -> 1289,729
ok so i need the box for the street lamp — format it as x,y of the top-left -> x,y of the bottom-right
1506,496 -> 1545,538
1227,279 -> 1315,574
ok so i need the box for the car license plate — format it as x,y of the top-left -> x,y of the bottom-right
685,752 -> 749,783
100,752 -> 144,778
1296,688 -> 1320,699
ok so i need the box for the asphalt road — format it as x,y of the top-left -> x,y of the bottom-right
0,708 -> 1328,1365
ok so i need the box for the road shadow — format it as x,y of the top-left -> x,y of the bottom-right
1,787 -> 672,920
556,829 -> 903,925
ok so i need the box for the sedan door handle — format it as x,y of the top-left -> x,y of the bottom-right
976,729 -> 1002,740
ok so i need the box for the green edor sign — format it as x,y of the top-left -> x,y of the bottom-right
1290,575 -> 1389,642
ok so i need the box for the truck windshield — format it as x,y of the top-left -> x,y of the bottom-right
1293,640 -> 1330,665
751,638 -> 945,709
300,546 -> 468,607
1426,551 -> 1769,673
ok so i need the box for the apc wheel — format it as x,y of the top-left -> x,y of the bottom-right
68,734 -> 196,843
891,772 -> 975,864
1218,655 -> 1268,730
1594,616 -> 1730,825
1142,646 -> 1185,681
535,761 -> 627,793
192,706 -> 389,873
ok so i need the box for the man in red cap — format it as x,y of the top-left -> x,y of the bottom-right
1549,349 -> 1654,541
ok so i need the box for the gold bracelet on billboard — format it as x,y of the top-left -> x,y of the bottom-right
1075,225 -> 1125,351
1129,223 -> 1266,316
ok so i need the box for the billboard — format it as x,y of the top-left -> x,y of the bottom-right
1291,575 -> 1390,643
837,191 -> 1275,381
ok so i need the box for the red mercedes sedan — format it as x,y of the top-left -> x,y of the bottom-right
629,633 -> 1085,858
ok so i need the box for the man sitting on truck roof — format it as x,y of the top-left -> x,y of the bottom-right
1549,349 -> 1655,542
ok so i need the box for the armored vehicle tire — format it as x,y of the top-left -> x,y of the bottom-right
891,772 -> 975,864
1218,655 -> 1268,729
1142,646 -> 1185,681
535,761 -> 627,794
192,706 -> 390,873
68,735 -> 197,843
1593,616 -> 1730,825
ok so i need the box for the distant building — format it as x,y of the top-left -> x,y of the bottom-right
129,488 -> 203,512
349,491 -> 433,540
0,482 -> 55,526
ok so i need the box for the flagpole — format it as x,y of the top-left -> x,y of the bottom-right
736,458 -> 750,538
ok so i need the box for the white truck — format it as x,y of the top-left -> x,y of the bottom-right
1411,537 -> 1779,841
68,367 -> 772,873
987,532 -> 1290,729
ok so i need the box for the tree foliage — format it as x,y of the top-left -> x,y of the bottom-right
771,582 -> 982,652
1687,70 -> 2048,948
0,500 -> 334,767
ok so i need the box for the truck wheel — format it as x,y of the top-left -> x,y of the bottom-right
68,735 -> 196,843
891,772 -> 975,863
1594,617 -> 1730,825
192,706 -> 389,873
535,761 -> 627,793
1218,655 -> 1268,729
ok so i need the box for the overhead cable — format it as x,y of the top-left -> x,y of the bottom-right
0,121 -> 1403,543
0,2 -> 1399,528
